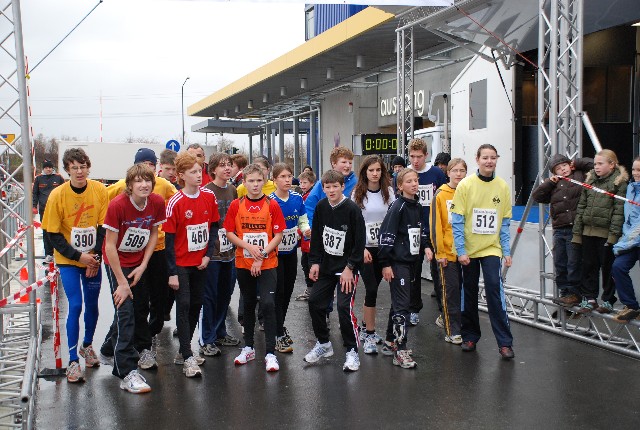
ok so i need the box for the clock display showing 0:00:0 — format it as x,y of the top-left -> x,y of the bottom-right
362,134 -> 398,155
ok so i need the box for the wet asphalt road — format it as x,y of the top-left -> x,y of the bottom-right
34,259 -> 640,429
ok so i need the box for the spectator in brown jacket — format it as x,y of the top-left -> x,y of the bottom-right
532,154 -> 593,307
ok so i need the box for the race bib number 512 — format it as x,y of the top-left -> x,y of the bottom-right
472,208 -> 498,234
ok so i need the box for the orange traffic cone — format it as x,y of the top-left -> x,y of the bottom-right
20,267 -> 28,281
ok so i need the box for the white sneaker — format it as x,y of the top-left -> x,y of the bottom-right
265,353 -> 279,372
445,334 -> 463,345
99,352 -> 114,366
120,370 -> 151,393
137,349 -> 157,370
182,356 -> 202,378
174,352 -> 205,366
435,314 -> 445,328
234,346 -> 256,365
304,341 -> 334,363
343,348 -> 360,372
363,335 -> 378,355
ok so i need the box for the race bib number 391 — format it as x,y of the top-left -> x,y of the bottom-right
71,226 -> 96,253
322,226 -> 346,256
418,184 -> 433,207
187,222 -> 209,252
472,208 -> 498,235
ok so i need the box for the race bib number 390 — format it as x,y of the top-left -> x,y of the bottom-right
418,184 -> 433,207
71,226 -> 96,253
472,208 -> 498,234
243,232 -> 268,258
118,227 -> 150,253
322,226 -> 346,256
187,222 -> 209,252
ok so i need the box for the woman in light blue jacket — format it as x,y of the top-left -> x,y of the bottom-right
611,157 -> 640,323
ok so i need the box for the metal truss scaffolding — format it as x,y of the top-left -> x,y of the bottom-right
0,0 -> 40,428
396,0 -> 640,359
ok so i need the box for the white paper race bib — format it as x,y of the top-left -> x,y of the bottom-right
472,208 -> 498,234
218,228 -> 233,253
322,226 -> 346,256
278,227 -> 299,252
446,200 -> 453,224
408,227 -> 420,255
187,222 -> 209,252
243,232 -> 269,258
70,226 -> 96,252
118,227 -> 150,253
365,221 -> 381,247
418,184 -> 434,207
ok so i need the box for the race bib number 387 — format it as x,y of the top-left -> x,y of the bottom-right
322,226 -> 346,256
472,208 -> 498,235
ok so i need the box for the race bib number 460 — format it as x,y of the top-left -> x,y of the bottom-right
472,208 -> 498,234
118,227 -> 150,253
365,221 -> 381,247
71,226 -> 96,252
322,226 -> 346,256
243,232 -> 268,258
418,184 -> 433,207
278,227 -> 299,252
187,222 -> 209,252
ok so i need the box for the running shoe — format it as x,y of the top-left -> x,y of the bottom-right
409,313 -> 420,326
99,352 -> 114,366
577,299 -> 597,314
295,288 -> 310,301
66,361 -> 85,383
183,356 -> 202,378
381,341 -> 396,356
79,344 -> 100,368
363,334 -> 378,355
199,343 -> 222,357
174,352 -> 205,366
445,335 -> 463,345
304,341 -> 334,363
499,346 -> 515,359
613,306 -> 640,323
342,348 -> 360,372
265,353 -> 279,372
358,325 -> 367,342
461,341 -> 477,352
276,337 -> 293,353
435,315 -> 444,328
215,334 -> 240,347
138,349 -> 157,370
234,346 -> 256,365
553,293 -> 581,308
595,301 -> 614,314
393,349 -> 417,369
120,369 -> 151,393
282,327 -> 294,345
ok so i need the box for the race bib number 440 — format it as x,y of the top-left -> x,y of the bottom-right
322,226 -> 346,256
472,208 -> 498,234
418,184 -> 434,207
70,226 -> 96,253
187,222 -> 209,252
118,227 -> 150,253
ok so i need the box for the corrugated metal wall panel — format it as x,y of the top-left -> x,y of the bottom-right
314,4 -> 366,36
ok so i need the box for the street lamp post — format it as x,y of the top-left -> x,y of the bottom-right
181,76 -> 190,145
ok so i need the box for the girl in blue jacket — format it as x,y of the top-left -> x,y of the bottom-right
611,157 -> 640,322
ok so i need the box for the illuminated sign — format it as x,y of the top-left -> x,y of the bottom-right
361,134 -> 398,155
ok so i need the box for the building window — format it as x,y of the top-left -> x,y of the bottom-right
583,66 -> 632,123
469,79 -> 487,130
305,6 -> 315,40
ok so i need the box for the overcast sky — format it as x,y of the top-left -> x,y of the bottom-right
18,0 -> 304,148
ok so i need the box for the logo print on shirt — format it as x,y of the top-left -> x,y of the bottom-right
248,205 -> 261,211
492,196 -> 501,206
185,210 -> 193,219
69,202 -> 95,226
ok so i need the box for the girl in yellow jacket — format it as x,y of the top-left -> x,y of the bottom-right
430,158 -> 468,344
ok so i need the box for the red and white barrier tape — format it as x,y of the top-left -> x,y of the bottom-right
0,267 -> 58,309
47,261 -> 62,369
559,176 -> 640,207
0,220 -> 43,260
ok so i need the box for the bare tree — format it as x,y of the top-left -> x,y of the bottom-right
215,136 -> 235,154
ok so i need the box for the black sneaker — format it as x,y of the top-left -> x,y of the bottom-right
499,346 -> 515,359
461,341 -> 476,352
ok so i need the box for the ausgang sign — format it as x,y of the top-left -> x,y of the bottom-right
380,90 -> 425,117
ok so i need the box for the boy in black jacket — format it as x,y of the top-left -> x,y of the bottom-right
379,168 -> 430,368
305,170 -> 365,372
